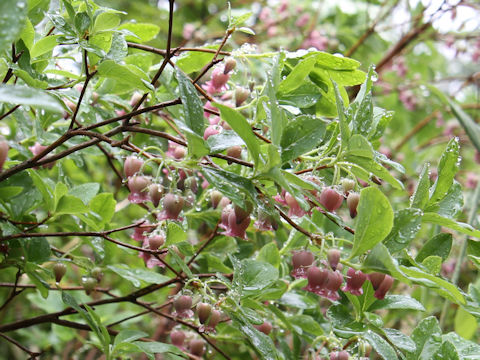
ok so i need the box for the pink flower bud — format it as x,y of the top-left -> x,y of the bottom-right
327,249 -> 341,271
29,142 -> 55,169
325,270 -> 343,301
285,192 -> 307,217
170,330 -> 185,347
196,302 -> 212,324
0,139 -> 8,171
254,321 -> 272,335
347,192 -> 360,218
148,183 -> 163,207
174,295 -> 193,318
206,309 -> 221,330
210,190 -> 223,209
124,156 -> 144,178
158,193 -> 184,221
204,125 -> 221,140
330,350 -> 349,360
189,339 -> 205,356
211,67 -> 230,89
319,187 -> 343,212
223,58 -> 237,74
226,146 -> 242,159
148,234 -> 164,250
368,272 -> 386,290
374,275 -> 394,300
235,87 -> 250,107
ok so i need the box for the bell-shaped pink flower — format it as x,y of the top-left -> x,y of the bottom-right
342,268 -> 367,296
291,251 -> 314,279
324,270 -> 343,301
158,193 -> 184,221
319,187 -> 343,212
127,175 -> 151,203
285,192 -> 307,217
303,266 -> 328,296
124,156 -> 143,178
374,275 -> 394,300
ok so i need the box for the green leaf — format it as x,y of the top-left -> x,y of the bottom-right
54,182 -> 68,209
426,180 -> 463,219
257,242 -> 280,268
0,186 -> 23,200
176,69 -> 204,136
107,266 -> 170,287
264,55 -> 286,146
345,134 -> 374,158
278,56 -> 317,94
93,12 -> 121,32
454,307 -> 477,340
399,265 -> 464,304
289,315 -> 323,336
345,156 -> 404,189
350,187 -> 394,258
441,332 -> 480,358
280,115 -> 326,163
74,12 -> 91,34
166,222 -> 187,245
278,82 -> 321,108
0,85 -> 63,112
333,82 -> 350,148
429,85 -> 480,153
0,0 -> 28,54
30,35 -> 61,58
215,103 -> 261,168
421,256 -> 442,275
201,167 -> 257,208
97,60 -> 150,91
89,193 -> 116,224
369,295 -> 425,312
114,330 -> 148,347
133,341 -> 186,358
228,311 -> 278,360
28,169 -> 53,211
407,316 -> 442,360
239,259 -> 278,293
56,195 -> 89,215
422,213 -> 480,239
207,131 -> 245,153
69,183 -> 100,205
118,23 -> 160,43
278,292 -> 318,310
24,237 -> 51,263
411,164 -> 430,209
364,331 -> 398,360
383,208 -> 423,253
429,138 -> 459,204
384,328 -> 416,354
25,263 -> 49,298
433,341 -> 459,360
176,48 -> 216,74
